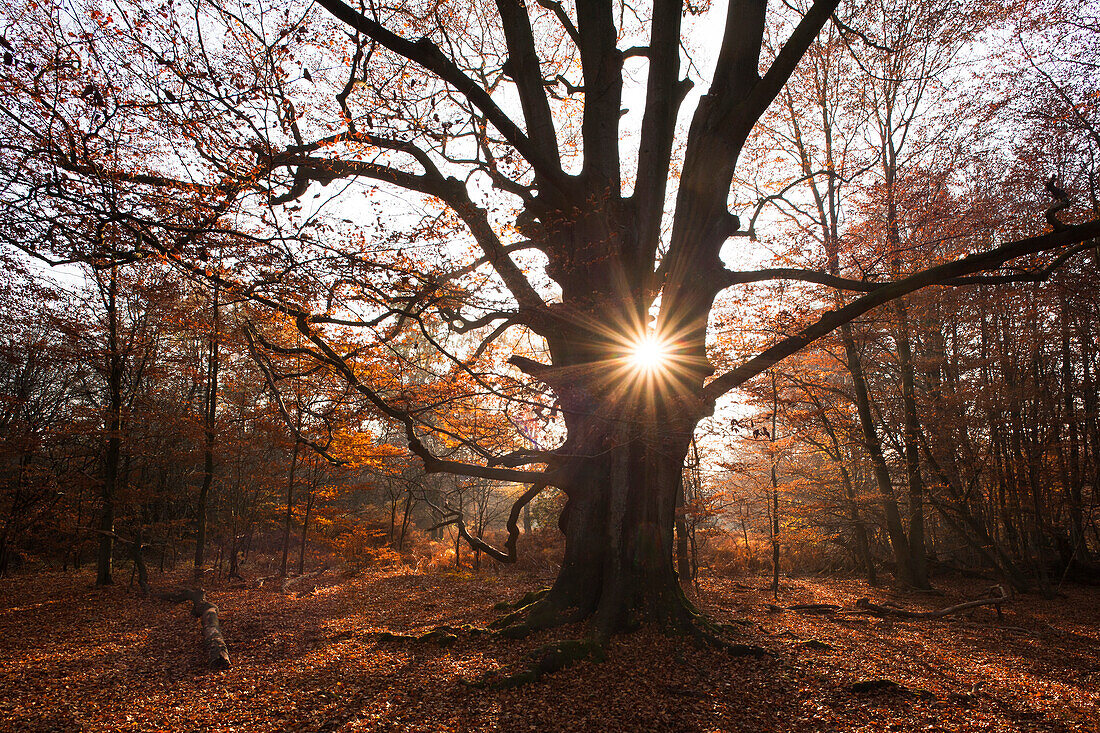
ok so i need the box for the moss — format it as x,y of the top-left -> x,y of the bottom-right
417,629 -> 459,647
458,624 -> 486,635
491,670 -> 539,689
488,609 -> 524,630
490,588 -> 551,618
499,623 -> 530,639
528,639 -> 601,674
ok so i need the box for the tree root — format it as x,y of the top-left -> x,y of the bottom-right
688,617 -> 774,658
665,584 -> 775,658
491,587 -> 551,614
387,586 -> 774,691
464,638 -> 606,690
465,598 -> 773,690
487,591 -> 586,640
377,623 -> 488,647
379,583 -> 784,693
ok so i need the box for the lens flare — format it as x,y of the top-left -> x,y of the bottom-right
629,334 -> 670,372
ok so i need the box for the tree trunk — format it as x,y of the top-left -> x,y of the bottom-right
297,487 -> 313,576
522,411 -> 696,638
228,531 -> 241,581
398,491 -> 413,552
280,440 -> 299,578
388,493 -> 397,547
840,323 -> 919,587
893,298 -> 930,589
194,284 -> 220,581
674,479 -> 690,584
129,530 -> 150,597
163,588 -> 230,670
769,374 -> 781,596
98,266 -> 123,587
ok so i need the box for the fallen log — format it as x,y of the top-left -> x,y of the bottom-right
785,586 -> 1010,621
852,585 -> 1009,621
788,603 -> 842,614
161,588 -> 231,670
280,566 -> 329,594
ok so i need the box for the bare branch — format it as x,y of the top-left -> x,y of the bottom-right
534,0 -> 580,45
703,218 -> 1100,404
313,0 -> 568,190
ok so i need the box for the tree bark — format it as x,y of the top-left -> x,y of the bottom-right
840,323 -> 919,586
297,481 -> 314,576
97,266 -> 123,587
518,406 -> 697,637
893,298 -> 930,589
280,439 -> 299,578
163,588 -> 230,670
194,284 -> 220,581
769,374 -> 781,596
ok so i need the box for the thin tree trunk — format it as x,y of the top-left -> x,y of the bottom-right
98,266 -> 123,586
675,477 -> 690,583
297,483 -> 314,576
194,284 -> 220,581
840,324 -> 917,586
769,374 -> 780,597
894,297 -> 930,589
398,491 -> 413,551
280,440 -> 299,578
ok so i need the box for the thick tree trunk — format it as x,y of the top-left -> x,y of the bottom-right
528,415 -> 696,638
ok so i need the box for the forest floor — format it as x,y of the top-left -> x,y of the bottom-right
1,564 -> 1098,732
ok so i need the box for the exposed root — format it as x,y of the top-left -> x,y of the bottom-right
464,638 -> 605,690
377,623 -> 487,647
491,587 -> 551,614
392,584 -> 772,692
690,620 -> 774,658
488,592 -> 584,640
436,580 -> 785,692
675,588 -> 775,658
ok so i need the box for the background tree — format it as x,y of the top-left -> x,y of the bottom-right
2,0 -> 1099,648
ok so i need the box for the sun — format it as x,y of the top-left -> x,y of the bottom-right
629,333 -> 671,372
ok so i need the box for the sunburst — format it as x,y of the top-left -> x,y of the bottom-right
628,333 -> 672,373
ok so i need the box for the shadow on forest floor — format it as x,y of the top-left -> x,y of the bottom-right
1,566 -> 1097,731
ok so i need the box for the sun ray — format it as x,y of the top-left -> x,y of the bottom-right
629,333 -> 671,373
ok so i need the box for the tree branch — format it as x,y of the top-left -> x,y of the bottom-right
313,0 -> 568,190
703,219 -> 1100,404
496,0 -> 561,170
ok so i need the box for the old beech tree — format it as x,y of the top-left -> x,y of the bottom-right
3,0 -> 1099,643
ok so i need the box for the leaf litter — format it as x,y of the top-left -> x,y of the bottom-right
1,568 -> 1097,732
